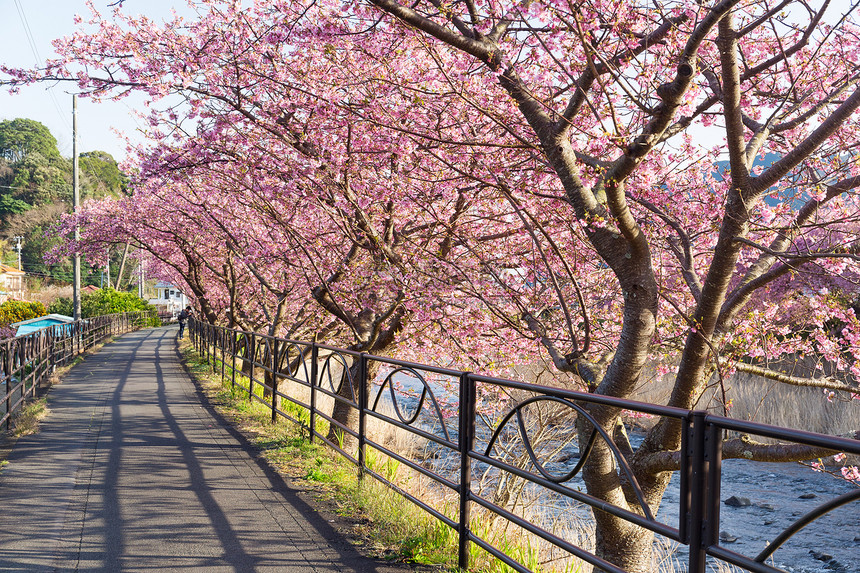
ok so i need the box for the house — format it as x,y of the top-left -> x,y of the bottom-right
0,264 -> 25,303
148,281 -> 189,317
12,314 -> 75,337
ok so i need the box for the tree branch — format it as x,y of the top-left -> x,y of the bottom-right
728,361 -> 860,394
636,431 -> 860,474
752,86 -> 860,196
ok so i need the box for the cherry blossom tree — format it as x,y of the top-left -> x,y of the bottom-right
345,0 -> 860,568
5,0 -> 860,570
24,1 -> 506,441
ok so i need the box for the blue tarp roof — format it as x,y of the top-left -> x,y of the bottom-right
13,314 -> 74,337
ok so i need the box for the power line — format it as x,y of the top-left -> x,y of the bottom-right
10,0 -> 116,183
12,0 -> 72,137
12,0 -> 42,65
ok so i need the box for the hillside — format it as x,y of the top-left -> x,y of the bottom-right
0,118 -> 127,286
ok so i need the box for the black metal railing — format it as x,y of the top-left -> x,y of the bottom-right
190,320 -> 860,573
0,311 -> 152,430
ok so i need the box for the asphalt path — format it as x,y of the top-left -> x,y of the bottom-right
0,327 -> 415,572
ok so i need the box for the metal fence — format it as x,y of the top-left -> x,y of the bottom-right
0,311 -> 153,431
190,320 -> 860,573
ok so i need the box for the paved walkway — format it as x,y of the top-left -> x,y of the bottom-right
0,327 -> 413,572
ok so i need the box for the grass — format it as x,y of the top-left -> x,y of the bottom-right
351,476 -> 456,565
10,397 -> 49,437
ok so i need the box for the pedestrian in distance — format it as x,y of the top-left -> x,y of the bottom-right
177,305 -> 192,339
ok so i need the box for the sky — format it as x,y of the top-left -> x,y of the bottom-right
0,0 -> 195,163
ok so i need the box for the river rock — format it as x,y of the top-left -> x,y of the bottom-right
809,550 -> 832,561
719,531 -> 738,543
798,493 -> 817,499
756,502 -> 775,511
724,495 -> 751,507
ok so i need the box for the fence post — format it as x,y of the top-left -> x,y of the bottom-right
4,342 -> 11,431
248,333 -> 256,401
38,333 -> 45,389
15,341 -> 22,418
231,331 -> 237,389
357,352 -> 368,478
211,325 -> 217,374
49,328 -> 56,373
458,372 -> 476,571
309,343 -> 318,442
271,338 -> 279,424
687,411 -> 710,573
705,421 -> 722,555
220,327 -> 226,382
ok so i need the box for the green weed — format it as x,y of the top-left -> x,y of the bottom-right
11,397 -> 49,437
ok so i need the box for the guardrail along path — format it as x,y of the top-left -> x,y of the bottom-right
0,327 -> 409,572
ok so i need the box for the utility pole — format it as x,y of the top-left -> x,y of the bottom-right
12,236 -> 23,270
72,95 -> 81,321
138,256 -> 144,299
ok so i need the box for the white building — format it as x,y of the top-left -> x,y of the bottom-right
0,264 -> 25,303
148,281 -> 189,317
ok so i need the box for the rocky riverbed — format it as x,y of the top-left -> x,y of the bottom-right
654,453 -> 859,572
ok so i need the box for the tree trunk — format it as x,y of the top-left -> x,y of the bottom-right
115,242 -> 130,290
578,415 -> 673,572
326,359 -> 381,453
594,524 -> 657,573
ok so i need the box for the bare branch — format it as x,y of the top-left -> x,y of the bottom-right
732,237 -> 860,262
636,431 -> 860,474
632,195 -> 702,301
721,434 -> 858,463
720,175 -> 860,328
728,361 -> 860,394
752,86 -> 860,196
